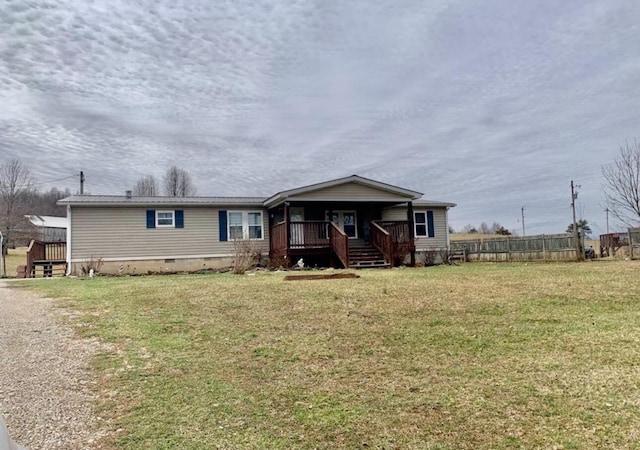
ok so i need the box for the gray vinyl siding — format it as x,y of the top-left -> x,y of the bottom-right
382,205 -> 449,249
381,206 -> 408,221
289,182 -> 413,202
414,208 -> 448,249
70,206 -> 269,260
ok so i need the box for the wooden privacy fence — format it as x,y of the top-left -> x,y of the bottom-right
450,233 -> 579,262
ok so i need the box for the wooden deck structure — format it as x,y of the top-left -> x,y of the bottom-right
599,232 -> 629,257
270,219 -> 413,268
26,240 -> 67,277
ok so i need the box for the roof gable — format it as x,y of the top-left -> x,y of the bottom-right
264,175 -> 422,207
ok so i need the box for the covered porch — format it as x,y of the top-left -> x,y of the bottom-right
263,175 -> 426,268
268,201 -> 416,268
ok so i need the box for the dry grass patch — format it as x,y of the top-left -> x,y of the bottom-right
27,261 -> 640,449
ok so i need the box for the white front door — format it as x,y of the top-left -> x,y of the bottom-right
329,210 -> 358,238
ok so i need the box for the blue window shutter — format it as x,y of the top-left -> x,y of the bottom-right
146,210 -> 156,229
427,211 -> 435,238
175,210 -> 184,228
219,210 -> 228,241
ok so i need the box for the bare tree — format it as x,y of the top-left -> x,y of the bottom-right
163,166 -> 196,197
602,140 -> 640,226
22,187 -> 70,216
0,159 -> 34,256
461,224 -> 477,233
133,175 -> 158,196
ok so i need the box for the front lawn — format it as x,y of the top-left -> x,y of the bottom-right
27,262 -> 640,449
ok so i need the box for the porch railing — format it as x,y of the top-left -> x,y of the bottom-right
289,221 -> 330,248
26,240 -> 67,278
269,220 -> 411,268
370,221 -> 392,264
376,221 -> 410,243
329,222 -> 349,268
270,222 -> 287,258
375,221 -> 412,264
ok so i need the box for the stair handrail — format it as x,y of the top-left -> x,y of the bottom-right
370,221 -> 392,265
329,222 -> 349,268
26,239 -> 45,278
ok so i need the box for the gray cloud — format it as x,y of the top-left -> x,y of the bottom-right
1,0 -> 639,234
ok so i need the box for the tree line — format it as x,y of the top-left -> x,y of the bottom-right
0,159 -> 69,254
454,222 -> 513,235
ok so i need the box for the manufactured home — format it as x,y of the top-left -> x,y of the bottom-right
59,175 -> 455,274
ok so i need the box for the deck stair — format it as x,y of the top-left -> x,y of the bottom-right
348,243 -> 390,268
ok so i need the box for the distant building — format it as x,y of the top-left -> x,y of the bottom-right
25,215 -> 67,242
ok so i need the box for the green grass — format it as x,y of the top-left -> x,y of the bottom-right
2,247 -> 27,278
22,261 -> 640,449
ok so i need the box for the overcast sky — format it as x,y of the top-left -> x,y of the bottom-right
1,0 -> 639,235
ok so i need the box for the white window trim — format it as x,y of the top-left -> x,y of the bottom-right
156,210 -> 175,228
414,211 -> 429,238
228,210 -> 264,240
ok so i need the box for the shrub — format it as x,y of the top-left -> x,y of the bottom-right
80,255 -> 104,275
232,240 -> 259,274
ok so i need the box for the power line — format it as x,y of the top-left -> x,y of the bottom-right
11,174 -> 79,190
32,174 -> 79,187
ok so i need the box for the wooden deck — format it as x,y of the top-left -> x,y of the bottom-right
26,240 -> 67,278
270,220 -> 412,268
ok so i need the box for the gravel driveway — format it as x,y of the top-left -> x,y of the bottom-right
0,280 -> 107,449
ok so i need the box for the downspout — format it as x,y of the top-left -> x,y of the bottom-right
65,205 -> 72,276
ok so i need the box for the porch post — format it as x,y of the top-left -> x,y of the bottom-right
408,201 -> 416,267
328,208 -> 334,267
284,202 -> 290,261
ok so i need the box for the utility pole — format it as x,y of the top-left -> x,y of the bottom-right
80,171 -> 85,195
571,180 -> 583,261
521,206 -> 526,236
605,208 -> 610,234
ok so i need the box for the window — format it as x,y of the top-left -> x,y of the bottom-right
227,211 -> 263,240
156,211 -> 175,227
248,212 -> 263,239
229,212 -> 244,239
146,210 -> 184,229
414,211 -> 434,238
414,212 -> 427,236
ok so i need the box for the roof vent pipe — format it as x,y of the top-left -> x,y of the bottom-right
125,190 -> 132,199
